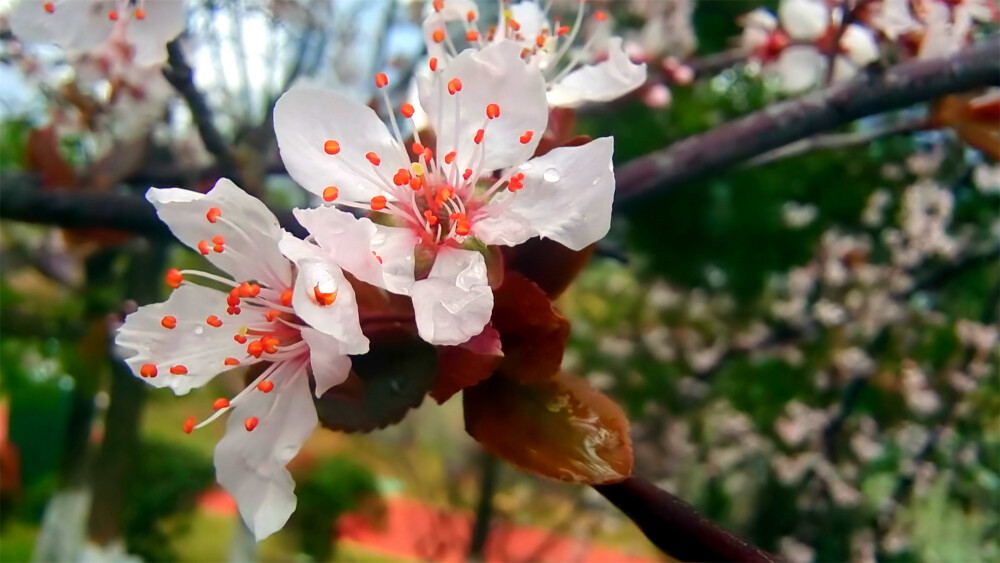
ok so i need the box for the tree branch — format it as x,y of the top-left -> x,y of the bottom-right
594,477 -> 775,562
162,40 -> 244,187
615,37 -> 1000,206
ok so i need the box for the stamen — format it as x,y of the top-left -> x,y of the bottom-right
447,78 -> 463,95
429,58 -> 439,72
244,417 -> 259,431
166,269 -> 183,288
432,29 -> 446,43
324,140 -> 341,155
170,365 -> 188,375
372,251 -> 383,264
375,73 -> 389,88
213,398 -> 230,410
371,195 -> 388,210
519,131 -> 534,144
313,284 -> 338,306
265,310 -> 281,322
212,235 -> 225,253
445,151 -> 456,164
486,103 -> 500,119
197,240 -> 210,255
467,10 -> 476,22
234,334 -> 248,344
161,316 -> 177,329
401,103 -> 415,118
595,10 -> 607,21
140,364 -> 157,378
135,8 -> 146,19
433,0 -> 444,11
43,2 -> 55,14
466,30 -> 480,41
109,10 -> 119,21
463,169 -> 473,181
247,341 -> 264,358
257,380 -> 274,392
206,207 -> 222,223
366,152 -> 381,166
206,315 -> 223,327
323,186 -> 339,202
224,357 -> 240,366
393,168 -> 412,186
183,417 -> 196,434
280,289 -> 293,307
475,129 -> 485,144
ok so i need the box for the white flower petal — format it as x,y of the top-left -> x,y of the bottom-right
273,87 -> 409,202
292,206 -> 417,296
421,0 -> 479,60
476,137 -> 615,250
147,179 -> 292,290
778,0 -> 829,40
9,0 -> 115,55
411,247 -> 493,346
773,45 -> 825,92
507,2 -> 548,42
841,24 -> 879,67
124,0 -> 186,65
300,327 -> 352,398
545,38 -> 647,108
278,234 -> 369,355
214,363 -> 316,541
417,40 -> 548,173
115,284 -> 256,395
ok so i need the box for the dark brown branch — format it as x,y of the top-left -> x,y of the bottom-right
0,175 -> 306,239
162,40 -> 244,187
594,477 -> 776,562
615,36 -> 1000,206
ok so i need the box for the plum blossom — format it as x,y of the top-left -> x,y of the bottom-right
422,0 -> 647,108
273,40 -> 615,346
740,0 -> 879,92
115,178 -> 368,540
8,0 -> 185,66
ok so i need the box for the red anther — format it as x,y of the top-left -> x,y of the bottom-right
447,78 -> 463,95
423,209 -> 438,225
257,380 -> 274,392
280,289 -> 293,307
234,334 -> 248,344
486,103 -> 500,119
321,186 -> 339,202
375,73 -> 388,88
435,187 -> 454,207
474,129 -> 485,144
429,57 -> 439,71
535,34 -> 546,48
237,282 -> 260,298
456,221 -> 470,236
366,151 -> 381,166
393,168 -> 411,186
108,10 -> 118,21
262,336 -> 280,354
212,235 -> 225,253
466,30 -> 479,41
423,147 -> 433,161
509,18 -> 521,31
432,29 -> 445,43
161,315 -> 177,329
444,151 -> 457,164
206,315 -> 223,328
247,341 -> 264,358
170,365 -> 188,375
227,306 -> 241,316
224,357 -> 240,366
372,251 -> 383,264
401,103 -> 415,117
412,142 -> 425,154
463,169 -> 473,180
244,417 -> 259,431
247,283 -> 260,297
206,207 -> 222,223
134,8 -> 145,19
519,130 -> 534,144
265,309 -> 281,322
213,398 -> 230,410
183,417 -> 195,434
324,140 -> 341,155
313,285 -> 338,306
227,293 -> 240,307
370,195 -> 387,210
513,172 -> 525,181
140,364 -> 157,378
433,0 -> 444,11
467,10 -> 476,21
594,10 -> 607,21
43,2 -> 55,14
197,240 -> 210,255
557,25 -> 570,36
409,177 -> 423,191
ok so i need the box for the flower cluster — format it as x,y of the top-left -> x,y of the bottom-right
113,0 -> 643,541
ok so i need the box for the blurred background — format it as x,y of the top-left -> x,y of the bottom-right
0,0 -> 997,562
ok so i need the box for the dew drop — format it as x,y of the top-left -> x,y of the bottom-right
543,168 -> 560,183
591,177 -> 601,186
194,326 -> 204,336
518,162 -> 532,171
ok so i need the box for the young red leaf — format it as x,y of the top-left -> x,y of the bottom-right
491,273 -> 570,383
463,372 -> 633,485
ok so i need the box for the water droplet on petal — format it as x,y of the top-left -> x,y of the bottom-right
519,162 -> 532,171
194,326 -> 204,336
592,177 -> 601,186
543,168 -> 560,183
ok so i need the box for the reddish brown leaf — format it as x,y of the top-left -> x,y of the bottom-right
463,372 -> 633,485
502,237 -> 595,299
491,273 -> 570,383
431,325 -> 503,404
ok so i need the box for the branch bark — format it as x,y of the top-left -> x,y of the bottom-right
594,477 -> 776,562
615,36 -> 1000,206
